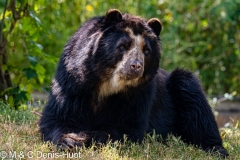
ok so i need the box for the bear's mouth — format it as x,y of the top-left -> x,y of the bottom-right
125,73 -> 142,80
119,71 -> 143,81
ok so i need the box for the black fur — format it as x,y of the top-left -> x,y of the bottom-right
39,10 -> 228,157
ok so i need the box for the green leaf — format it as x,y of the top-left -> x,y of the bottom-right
35,64 -> 46,83
28,56 -> 38,67
17,0 -> 27,5
36,43 -> 43,50
29,12 -> 41,26
23,68 -> 38,79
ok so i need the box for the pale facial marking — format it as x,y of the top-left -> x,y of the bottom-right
126,28 -> 145,66
98,28 -> 146,99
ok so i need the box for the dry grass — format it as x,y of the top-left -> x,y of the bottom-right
0,101 -> 239,160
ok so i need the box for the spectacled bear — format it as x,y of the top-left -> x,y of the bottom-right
39,9 -> 228,156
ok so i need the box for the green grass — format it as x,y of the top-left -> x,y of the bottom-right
0,101 -> 239,160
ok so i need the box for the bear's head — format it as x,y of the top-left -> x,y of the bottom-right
94,9 -> 162,98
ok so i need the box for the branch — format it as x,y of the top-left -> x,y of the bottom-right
0,0 -> 8,44
7,0 -> 29,36
32,110 -> 42,117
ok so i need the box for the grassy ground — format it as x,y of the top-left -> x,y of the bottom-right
0,101 -> 239,160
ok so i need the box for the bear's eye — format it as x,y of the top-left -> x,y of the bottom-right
119,44 -> 127,51
144,48 -> 150,56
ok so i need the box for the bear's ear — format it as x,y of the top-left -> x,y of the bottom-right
147,18 -> 162,36
105,9 -> 122,24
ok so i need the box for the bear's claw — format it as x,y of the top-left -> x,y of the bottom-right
57,133 -> 88,150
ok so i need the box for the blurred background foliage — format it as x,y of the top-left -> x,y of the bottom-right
0,0 -> 240,108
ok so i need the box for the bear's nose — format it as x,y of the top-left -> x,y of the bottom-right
130,60 -> 143,71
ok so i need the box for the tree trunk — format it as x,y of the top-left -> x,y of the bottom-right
0,0 -> 13,101
0,31 -> 8,100
0,42 -> 7,99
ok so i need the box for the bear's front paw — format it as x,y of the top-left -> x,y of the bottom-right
204,145 -> 229,157
57,132 -> 88,150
